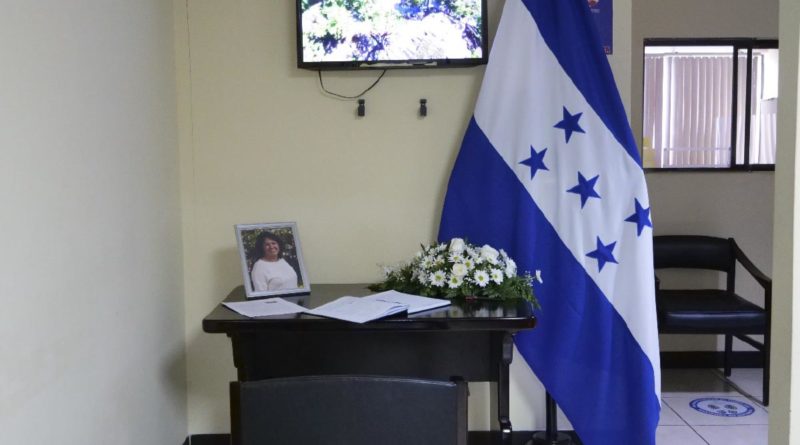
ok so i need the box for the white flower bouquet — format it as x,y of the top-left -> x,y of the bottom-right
369,238 -> 540,305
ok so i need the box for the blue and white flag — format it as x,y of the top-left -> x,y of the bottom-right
438,0 -> 661,444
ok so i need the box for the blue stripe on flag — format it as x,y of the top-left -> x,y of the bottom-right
521,0 -> 641,165
440,119 -> 660,445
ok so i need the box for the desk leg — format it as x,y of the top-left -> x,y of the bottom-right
499,333 -> 513,445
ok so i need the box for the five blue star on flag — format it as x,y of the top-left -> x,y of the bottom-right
554,106 -> 585,143
625,198 -> 653,236
519,146 -> 549,179
586,237 -> 618,271
567,172 -> 601,208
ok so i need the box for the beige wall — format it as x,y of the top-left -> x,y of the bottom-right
179,0 -> 502,431
0,1 -> 185,444
632,0 -> 779,352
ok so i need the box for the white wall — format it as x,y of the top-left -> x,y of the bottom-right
632,0 -> 779,352
0,2 -> 185,444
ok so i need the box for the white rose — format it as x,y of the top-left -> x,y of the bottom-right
449,238 -> 465,254
452,263 -> 468,277
480,245 -> 500,263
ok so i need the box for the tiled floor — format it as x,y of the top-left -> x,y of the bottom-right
658,368 -> 767,445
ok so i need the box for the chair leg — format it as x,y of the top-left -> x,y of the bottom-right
724,335 -> 733,377
764,333 -> 770,406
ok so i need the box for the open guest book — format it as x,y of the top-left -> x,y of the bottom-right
361,290 -> 452,314
223,290 -> 451,324
309,291 -> 451,323
306,296 -> 408,324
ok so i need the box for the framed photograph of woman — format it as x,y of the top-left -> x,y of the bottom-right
235,222 -> 310,299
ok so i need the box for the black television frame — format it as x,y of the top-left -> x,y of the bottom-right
296,0 -> 489,70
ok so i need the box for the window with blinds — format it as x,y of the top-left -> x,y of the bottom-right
642,39 -> 778,171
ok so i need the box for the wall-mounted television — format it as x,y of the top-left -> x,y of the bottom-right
297,0 -> 488,70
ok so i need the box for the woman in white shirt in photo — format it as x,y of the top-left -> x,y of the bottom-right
250,231 -> 299,291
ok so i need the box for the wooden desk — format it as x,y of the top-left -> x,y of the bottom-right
203,283 -> 536,445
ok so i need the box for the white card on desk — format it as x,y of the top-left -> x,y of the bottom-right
362,290 -> 451,314
306,296 -> 408,324
223,298 -> 308,318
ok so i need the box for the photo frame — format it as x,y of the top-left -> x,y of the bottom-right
235,222 -> 310,299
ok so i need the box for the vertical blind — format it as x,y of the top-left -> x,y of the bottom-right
643,52 -> 775,168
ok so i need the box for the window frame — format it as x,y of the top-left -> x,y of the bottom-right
642,38 -> 778,172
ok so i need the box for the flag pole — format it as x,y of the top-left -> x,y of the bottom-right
528,392 -> 573,445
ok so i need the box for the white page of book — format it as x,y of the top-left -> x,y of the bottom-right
306,296 -> 407,324
363,290 -> 451,314
223,298 -> 308,318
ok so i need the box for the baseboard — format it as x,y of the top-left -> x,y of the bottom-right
661,350 -> 764,368
185,431 -> 584,445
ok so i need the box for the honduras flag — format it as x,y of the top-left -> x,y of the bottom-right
438,0 -> 661,443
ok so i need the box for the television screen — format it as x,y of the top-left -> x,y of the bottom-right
297,0 -> 488,70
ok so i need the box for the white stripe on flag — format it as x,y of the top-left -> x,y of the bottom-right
474,0 -> 660,393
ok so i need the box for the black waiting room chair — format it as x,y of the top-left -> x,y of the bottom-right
653,235 -> 771,406
230,375 -> 468,445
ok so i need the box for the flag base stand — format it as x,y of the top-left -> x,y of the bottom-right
526,392 -> 574,445
528,431 -> 572,445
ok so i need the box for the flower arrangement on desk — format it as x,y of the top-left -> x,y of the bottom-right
369,238 -> 541,306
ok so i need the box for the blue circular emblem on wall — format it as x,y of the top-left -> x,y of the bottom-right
689,398 -> 755,417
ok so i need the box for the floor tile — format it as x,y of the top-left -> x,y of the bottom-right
663,396 -> 768,426
723,368 -> 764,400
656,425 -> 708,445
654,369 -> 768,445
659,403 -> 686,426
694,425 -> 768,445
661,391 -> 740,399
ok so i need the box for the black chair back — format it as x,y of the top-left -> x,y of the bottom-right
653,235 -> 734,271
653,235 -> 736,291
231,375 -> 468,445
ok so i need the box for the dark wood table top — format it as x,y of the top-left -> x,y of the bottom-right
203,283 -> 536,333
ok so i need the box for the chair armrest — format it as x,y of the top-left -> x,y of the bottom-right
733,242 -> 772,289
